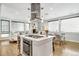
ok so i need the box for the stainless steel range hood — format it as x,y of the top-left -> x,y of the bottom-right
31,3 -> 40,20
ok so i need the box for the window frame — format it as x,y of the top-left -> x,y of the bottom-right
1,20 -> 10,34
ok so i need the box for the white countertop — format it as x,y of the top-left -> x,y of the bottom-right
20,34 -> 55,41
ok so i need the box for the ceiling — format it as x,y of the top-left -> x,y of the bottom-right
1,3 -> 79,22
3,3 -> 31,12
41,3 -> 79,20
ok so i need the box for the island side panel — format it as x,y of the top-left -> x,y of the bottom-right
32,38 -> 52,56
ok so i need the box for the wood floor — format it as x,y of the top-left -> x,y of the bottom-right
0,40 -> 19,56
53,41 -> 79,56
0,40 -> 79,56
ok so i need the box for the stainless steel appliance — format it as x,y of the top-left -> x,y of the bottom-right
23,35 -> 44,56
26,35 -> 44,39
23,38 -> 32,56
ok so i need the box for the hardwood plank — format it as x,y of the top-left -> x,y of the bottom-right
0,40 -> 79,56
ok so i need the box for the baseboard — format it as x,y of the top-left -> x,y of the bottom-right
65,39 -> 79,43
0,39 -> 10,41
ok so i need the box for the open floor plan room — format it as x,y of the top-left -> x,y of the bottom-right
0,3 -> 79,56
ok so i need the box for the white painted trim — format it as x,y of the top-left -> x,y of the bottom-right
65,39 -> 79,43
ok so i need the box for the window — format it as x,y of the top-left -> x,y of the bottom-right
1,20 -> 10,33
0,20 -> 1,33
11,22 -> 24,32
48,21 -> 59,32
61,18 -> 79,32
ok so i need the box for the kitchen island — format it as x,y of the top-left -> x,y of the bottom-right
20,34 -> 54,56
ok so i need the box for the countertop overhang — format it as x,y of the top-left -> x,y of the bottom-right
20,34 -> 55,41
